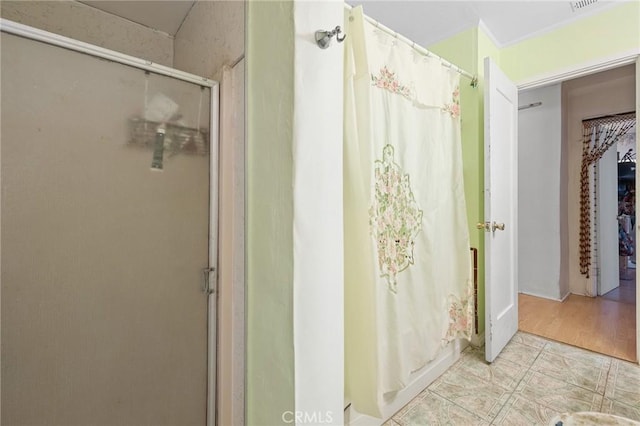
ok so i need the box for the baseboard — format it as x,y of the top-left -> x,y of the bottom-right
520,290 -> 565,302
470,332 -> 485,348
345,340 -> 463,426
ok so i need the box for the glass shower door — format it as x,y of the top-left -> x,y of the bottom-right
1,33 -> 212,425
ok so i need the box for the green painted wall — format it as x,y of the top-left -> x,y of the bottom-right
246,1 -> 295,425
501,2 -> 640,83
428,1 -> 639,336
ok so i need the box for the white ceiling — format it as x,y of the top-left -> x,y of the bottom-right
80,1 -> 195,35
347,0 -> 625,47
81,0 -> 625,46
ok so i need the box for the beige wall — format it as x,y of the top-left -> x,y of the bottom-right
563,64 -> 636,295
173,1 -> 244,80
0,1 -> 174,66
218,59 -> 245,426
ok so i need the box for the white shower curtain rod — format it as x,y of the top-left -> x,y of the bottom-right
345,5 -> 478,87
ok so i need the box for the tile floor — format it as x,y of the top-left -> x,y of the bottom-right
385,332 -> 640,425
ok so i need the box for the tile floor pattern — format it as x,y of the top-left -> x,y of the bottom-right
385,332 -> 640,425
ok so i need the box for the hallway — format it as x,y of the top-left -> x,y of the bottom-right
518,275 -> 637,362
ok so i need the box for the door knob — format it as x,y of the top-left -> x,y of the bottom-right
476,222 -> 490,231
492,222 -> 505,231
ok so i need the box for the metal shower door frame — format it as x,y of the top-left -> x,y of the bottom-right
0,18 -> 221,426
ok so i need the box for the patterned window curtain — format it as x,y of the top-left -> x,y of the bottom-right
579,113 -> 636,278
344,7 -> 473,417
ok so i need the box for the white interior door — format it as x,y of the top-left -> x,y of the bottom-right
597,147 -> 620,295
484,57 -> 519,363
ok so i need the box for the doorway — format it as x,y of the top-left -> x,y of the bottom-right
1,27 -> 218,425
609,127 -> 636,299
517,64 -> 637,362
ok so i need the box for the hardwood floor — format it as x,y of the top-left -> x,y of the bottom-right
603,273 -> 637,305
518,275 -> 637,362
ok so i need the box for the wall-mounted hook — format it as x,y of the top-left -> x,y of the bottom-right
315,26 -> 346,49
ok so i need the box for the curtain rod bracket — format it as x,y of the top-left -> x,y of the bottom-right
315,26 -> 346,50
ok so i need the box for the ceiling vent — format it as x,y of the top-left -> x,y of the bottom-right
570,0 -> 600,12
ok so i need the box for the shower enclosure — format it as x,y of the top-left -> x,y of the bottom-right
1,22 -> 219,426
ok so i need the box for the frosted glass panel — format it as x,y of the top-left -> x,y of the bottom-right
1,33 -> 211,425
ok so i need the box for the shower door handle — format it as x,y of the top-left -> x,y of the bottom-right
202,267 -> 217,295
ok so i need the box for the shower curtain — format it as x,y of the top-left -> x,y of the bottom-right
344,7 -> 473,417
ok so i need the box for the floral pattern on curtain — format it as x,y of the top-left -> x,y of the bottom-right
579,113 -> 636,278
371,66 -> 413,99
369,144 -> 423,293
344,6 -> 473,417
442,86 -> 461,118
442,287 -> 474,345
